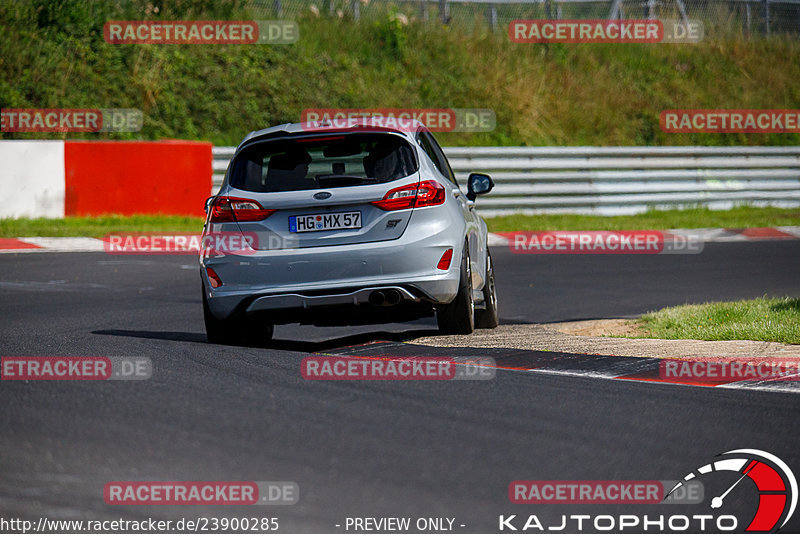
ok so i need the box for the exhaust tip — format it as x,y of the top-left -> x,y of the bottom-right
369,290 -> 386,306
385,289 -> 402,306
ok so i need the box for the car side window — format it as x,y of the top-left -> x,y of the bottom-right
419,131 -> 458,186
416,131 -> 440,173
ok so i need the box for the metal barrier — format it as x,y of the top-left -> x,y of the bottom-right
212,145 -> 800,216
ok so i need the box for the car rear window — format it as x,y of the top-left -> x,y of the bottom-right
229,133 -> 418,192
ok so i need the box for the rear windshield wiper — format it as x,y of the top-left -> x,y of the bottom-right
316,174 -> 378,186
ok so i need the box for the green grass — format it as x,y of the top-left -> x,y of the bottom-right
1,206 -> 799,237
485,206 -> 800,232
634,296 -> 800,344
0,215 -> 204,238
1,1 -> 800,147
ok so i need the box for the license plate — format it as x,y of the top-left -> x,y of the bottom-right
289,211 -> 362,233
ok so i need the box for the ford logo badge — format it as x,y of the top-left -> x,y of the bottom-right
313,192 -> 332,200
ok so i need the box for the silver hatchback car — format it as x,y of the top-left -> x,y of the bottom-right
200,120 -> 497,345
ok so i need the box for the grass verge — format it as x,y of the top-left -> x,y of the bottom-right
633,296 -> 800,344
485,206 -> 800,232
1,206 -> 799,237
0,215 -> 204,238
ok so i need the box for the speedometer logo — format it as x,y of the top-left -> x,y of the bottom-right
666,449 -> 797,532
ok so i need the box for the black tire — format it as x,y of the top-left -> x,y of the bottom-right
436,244 -> 475,335
203,287 -> 233,344
239,316 -> 275,347
203,286 -> 274,346
475,250 -> 499,329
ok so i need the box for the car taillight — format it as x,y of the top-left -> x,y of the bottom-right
371,180 -> 446,211
208,196 -> 275,223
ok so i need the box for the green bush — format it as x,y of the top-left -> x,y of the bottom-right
1,0 -> 799,146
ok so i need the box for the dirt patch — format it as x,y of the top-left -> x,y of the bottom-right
547,318 -> 643,337
407,322 -> 800,359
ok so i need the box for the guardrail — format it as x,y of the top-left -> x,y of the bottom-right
212,145 -> 800,216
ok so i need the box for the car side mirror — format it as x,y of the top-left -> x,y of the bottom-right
466,173 -> 494,201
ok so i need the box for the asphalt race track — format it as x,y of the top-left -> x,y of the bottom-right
1,241 -> 800,533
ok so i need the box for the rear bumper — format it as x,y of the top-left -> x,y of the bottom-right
201,211 -> 464,320
202,273 -> 459,321
246,285 -> 419,312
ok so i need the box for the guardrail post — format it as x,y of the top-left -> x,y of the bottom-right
607,0 -> 622,19
745,2 -> 752,34
675,0 -> 690,27
274,0 -> 283,18
646,0 -> 655,18
487,5 -> 497,31
439,0 -> 450,24
351,0 -> 360,21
